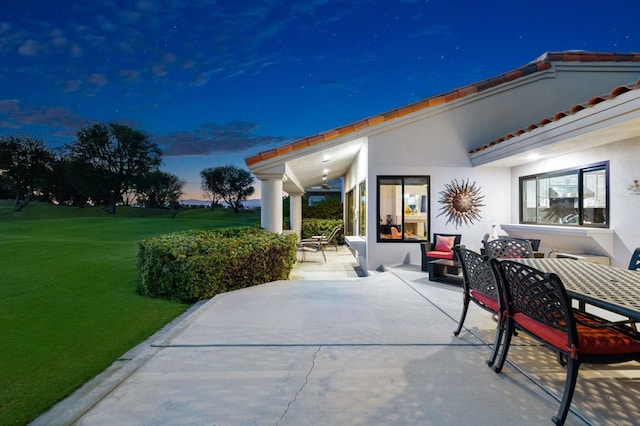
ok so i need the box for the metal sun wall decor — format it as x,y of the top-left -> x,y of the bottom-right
437,178 -> 485,228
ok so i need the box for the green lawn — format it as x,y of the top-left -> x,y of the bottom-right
0,201 -> 260,425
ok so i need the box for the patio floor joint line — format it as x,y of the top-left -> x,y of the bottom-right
150,342 -> 488,348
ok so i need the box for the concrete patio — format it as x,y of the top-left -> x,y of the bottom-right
34,245 -> 640,425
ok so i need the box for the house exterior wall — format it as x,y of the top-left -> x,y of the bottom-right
364,157 -> 511,270
347,63 -> 640,271
509,136 -> 640,267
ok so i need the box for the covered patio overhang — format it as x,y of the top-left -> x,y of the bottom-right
247,135 -> 365,235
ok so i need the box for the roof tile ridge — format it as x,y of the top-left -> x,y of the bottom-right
543,50 -> 640,63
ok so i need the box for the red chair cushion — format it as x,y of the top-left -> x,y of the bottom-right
470,290 -> 499,312
426,250 -> 454,260
435,235 -> 456,252
514,312 -> 640,355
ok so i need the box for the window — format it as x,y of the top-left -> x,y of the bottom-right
359,180 -> 366,236
520,162 -> 609,227
345,188 -> 355,235
377,176 -> 430,242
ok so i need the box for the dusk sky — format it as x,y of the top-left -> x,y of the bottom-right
1,0 -> 638,200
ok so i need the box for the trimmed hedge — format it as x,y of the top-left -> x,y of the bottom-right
137,227 -> 298,302
301,218 -> 344,244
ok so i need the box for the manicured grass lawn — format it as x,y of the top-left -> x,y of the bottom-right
0,201 -> 260,425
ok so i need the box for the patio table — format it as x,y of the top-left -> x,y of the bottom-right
515,258 -> 640,321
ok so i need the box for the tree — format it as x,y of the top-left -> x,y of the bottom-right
200,167 -> 225,209
0,136 -> 54,211
65,123 -> 162,214
136,170 -> 185,209
200,165 -> 255,213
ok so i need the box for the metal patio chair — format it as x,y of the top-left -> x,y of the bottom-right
491,259 -> 640,425
453,247 -> 504,367
484,237 -> 534,259
297,239 -> 326,263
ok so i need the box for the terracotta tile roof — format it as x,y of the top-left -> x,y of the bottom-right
469,78 -> 640,155
245,51 -> 640,167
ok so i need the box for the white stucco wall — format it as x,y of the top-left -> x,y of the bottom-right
362,165 -> 511,270
344,140 -> 368,212
360,110 -> 513,270
509,137 -> 640,267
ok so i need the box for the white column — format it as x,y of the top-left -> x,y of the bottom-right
289,194 -> 303,238
261,178 -> 283,233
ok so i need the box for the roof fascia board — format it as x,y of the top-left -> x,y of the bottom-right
469,89 -> 640,166
552,63 -> 640,73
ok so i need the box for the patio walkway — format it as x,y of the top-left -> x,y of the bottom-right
34,246 -> 640,425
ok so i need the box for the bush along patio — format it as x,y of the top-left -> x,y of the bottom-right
138,227 -> 298,302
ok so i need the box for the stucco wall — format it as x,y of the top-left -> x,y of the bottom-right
509,137 -> 640,267
361,118 -> 512,270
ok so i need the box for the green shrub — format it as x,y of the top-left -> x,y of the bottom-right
301,218 -> 344,244
138,228 -> 298,302
303,196 -> 342,219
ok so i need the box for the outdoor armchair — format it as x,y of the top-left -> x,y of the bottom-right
420,233 -> 462,272
491,259 -> 640,425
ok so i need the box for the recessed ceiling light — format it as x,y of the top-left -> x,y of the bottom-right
527,153 -> 541,160
322,155 -> 331,163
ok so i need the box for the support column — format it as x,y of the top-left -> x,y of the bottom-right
289,193 -> 303,238
260,178 -> 283,234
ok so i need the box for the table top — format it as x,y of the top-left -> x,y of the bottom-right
514,258 -> 640,320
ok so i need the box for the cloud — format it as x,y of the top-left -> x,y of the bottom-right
0,99 -> 87,134
18,39 -> 39,56
88,73 -> 108,86
190,71 -> 211,86
119,69 -> 140,82
64,79 -> 83,92
0,99 -> 20,113
158,121 -> 291,157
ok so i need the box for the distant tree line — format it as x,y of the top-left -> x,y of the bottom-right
1,123 -> 255,214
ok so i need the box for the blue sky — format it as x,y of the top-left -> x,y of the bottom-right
1,0 -> 638,200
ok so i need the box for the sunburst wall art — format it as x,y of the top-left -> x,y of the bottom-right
437,178 -> 485,228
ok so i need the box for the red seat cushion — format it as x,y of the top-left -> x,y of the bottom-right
426,250 -> 454,260
470,290 -> 499,312
514,312 -> 640,356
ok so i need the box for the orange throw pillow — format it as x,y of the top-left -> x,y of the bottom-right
434,235 -> 456,252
